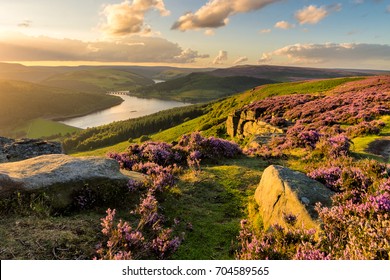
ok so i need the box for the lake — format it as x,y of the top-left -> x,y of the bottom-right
60,95 -> 191,129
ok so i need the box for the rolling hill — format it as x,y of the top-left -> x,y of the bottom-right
209,64 -> 390,81
133,72 -> 277,103
41,68 -> 155,93
0,79 -> 122,136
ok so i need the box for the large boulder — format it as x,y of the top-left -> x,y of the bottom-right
254,165 -> 333,230
0,154 -> 141,209
0,137 -> 62,163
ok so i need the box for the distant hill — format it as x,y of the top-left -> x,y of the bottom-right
41,68 -> 155,93
0,79 -> 122,135
209,65 -> 390,81
133,72 -> 277,103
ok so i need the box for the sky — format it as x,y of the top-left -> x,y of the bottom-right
0,0 -> 389,69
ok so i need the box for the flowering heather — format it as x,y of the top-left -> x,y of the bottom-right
308,166 -> 371,193
178,132 -> 242,160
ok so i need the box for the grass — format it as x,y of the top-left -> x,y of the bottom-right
350,116 -> 390,162
164,157 -> 267,259
14,118 -> 81,139
0,212 -> 102,259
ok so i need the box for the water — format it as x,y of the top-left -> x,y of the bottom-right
60,95 -> 191,129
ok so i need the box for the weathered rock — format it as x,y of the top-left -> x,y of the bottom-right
0,137 -> 62,163
0,154 -> 140,209
226,108 -> 284,139
254,165 -> 333,230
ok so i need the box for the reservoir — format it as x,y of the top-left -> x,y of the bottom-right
60,95 -> 191,129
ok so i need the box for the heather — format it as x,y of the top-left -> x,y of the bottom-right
97,132 -> 242,259
236,76 -> 390,260
2,76 -> 390,260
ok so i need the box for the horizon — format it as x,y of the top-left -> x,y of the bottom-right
0,0 -> 389,69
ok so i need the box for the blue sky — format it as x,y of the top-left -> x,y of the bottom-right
0,0 -> 389,69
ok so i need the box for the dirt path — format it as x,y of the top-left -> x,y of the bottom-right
365,137 -> 390,162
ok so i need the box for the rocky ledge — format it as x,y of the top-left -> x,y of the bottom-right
0,136 -> 62,163
0,154 -> 142,209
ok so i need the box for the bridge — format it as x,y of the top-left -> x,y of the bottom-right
106,90 -> 131,95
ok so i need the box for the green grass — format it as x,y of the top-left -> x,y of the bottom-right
351,116 -> 390,152
14,118 -> 81,139
163,157 -> 267,259
71,140 -> 130,157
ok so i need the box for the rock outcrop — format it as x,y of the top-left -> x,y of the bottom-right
0,137 -> 62,163
226,108 -> 284,140
254,165 -> 333,230
0,154 -> 141,209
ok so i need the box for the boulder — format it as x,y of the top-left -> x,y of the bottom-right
226,108 -> 284,139
0,137 -> 62,163
0,154 -> 140,209
254,165 -> 333,230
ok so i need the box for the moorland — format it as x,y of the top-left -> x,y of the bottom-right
0,62 -> 389,260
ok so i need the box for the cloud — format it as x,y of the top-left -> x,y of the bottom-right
18,20 -> 32,28
100,0 -> 170,37
260,28 -> 271,33
173,48 -> 210,63
258,53 -> 272,64
295,4 -> 341,25
274,21 -> 295,29
0,33 -> 208,64
204,29 -> 215,36
233,56 -> 248,65
258,43 -> 390,67
172,0 -> 282,31
213,50 -> 228,64
387,5 -> 390,13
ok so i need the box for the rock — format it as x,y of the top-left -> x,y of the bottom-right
0,136 -> 62,163
0,154 -> 139,209
226,108 -> 283,139
254,165 -> 333,230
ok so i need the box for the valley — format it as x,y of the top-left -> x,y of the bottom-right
0,62 -> 389,260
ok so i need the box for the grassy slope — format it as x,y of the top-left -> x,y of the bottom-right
15,118 -> 81,139
133,72 -> 277,103
41,68 -> 155,93
72,77 -> 363,157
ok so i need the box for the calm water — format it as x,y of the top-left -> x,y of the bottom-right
60,95 -> 191,129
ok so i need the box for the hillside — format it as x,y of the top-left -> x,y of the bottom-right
133,72 -> 277,103
1,76 -> 390,260
41,68 -> 155,93
210,65 -> 389,81
0,79 -> 122,136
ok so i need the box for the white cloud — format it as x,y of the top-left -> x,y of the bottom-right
258,53 -> 272,64
258,43 -> 390,67
233,56 -> 248,65
260,28 -> 271,33
213,50 -> 228,64
173,48 -> 210,63
274,21 -> 295,29
100,0 -> 170,37
295,4 -> 341,25
204,29 -> 216,36
172,0 -> 282,31
18,20 -> 32,28
0,33 -> 208,64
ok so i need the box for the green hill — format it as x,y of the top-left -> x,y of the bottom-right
0,79 -> 122,136
41,68 -> 155,93
134,72 -> 277,103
